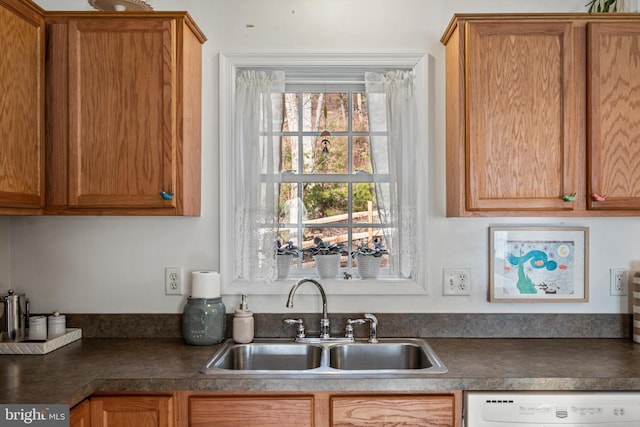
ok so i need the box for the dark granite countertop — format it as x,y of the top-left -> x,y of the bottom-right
2,337 -> 640,406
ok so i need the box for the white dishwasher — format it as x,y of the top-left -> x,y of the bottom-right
466,392 -> 640,426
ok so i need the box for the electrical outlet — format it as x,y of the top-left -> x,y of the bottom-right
610,268 -> 628,296
443,268 -> 471,296
165,267 -> 184,295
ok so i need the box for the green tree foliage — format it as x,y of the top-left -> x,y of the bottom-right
353,183 -> 375,212
304,183 -> 347,218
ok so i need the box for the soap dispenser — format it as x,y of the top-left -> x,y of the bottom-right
233,294 -> 254,343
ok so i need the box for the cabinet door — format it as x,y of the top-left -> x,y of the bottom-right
90,395 -> 173,427
189,396 -> 314,427
0,0 -> 44,213
331,395 -> 456,427
66,18 -> 176,210
465,21 -> 578,212
70,399 -> 90,427
588,22 -> 640,210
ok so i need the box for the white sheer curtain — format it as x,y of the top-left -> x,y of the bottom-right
365,71 -> 419,279
233,70 -> 285,282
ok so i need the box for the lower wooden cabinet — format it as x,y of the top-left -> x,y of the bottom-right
178,391 -> 461,427
90,395 -> 173,427
76,390 -> 461,427
70,399 -> 90,427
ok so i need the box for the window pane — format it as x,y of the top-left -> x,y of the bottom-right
280,136 -> 297,172
352,189 -> 380,224
303,183 -> 348,220
353,136 -> 372,172
302,93 -> 348,132
302,136 -> 349,174
279,184 -> 304,222
351,228 -> 384,250
352,93 -> 369,132
283,93 -> 299,132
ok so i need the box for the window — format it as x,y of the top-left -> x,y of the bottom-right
278,88 -> 391,278
220,53 -> 429,295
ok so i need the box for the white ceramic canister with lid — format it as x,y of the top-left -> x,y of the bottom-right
47,312 -> 66,338
29,316 -> 47,340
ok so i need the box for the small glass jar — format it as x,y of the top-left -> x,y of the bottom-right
182,297 -> 226,345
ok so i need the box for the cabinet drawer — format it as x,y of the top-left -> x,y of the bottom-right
189,396 -> 314,427
331,394 -> 455,427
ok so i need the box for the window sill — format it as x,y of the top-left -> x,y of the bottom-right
223,277 -> 427,296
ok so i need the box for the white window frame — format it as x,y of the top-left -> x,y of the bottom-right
220,53 -> 430,296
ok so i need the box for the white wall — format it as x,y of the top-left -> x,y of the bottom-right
10,0 -> 638,315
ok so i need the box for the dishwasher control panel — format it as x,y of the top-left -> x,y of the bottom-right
466,392 -> 640,426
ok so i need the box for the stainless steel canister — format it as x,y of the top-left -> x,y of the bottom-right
0,289 -> 28,342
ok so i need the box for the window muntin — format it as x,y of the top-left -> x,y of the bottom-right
277,89 -> 391,278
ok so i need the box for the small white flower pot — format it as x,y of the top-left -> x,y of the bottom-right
356,254 -> 382,279
277,254 -> 294,279
313,254 -> 341,279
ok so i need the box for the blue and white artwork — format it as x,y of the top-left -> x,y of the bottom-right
491,227 -> 588,302
502,240 -> 575,295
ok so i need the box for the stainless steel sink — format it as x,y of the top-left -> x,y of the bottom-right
204,342 -> 322,371
329,341 -> 434,370
200,338 -> 447,377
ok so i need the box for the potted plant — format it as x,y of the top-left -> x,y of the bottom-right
586,0 -> 631,12
303,237 -> 346,279
276,240 -> 300,279
351,237 -> 388,279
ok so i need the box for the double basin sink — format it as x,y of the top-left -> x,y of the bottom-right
200,338 -> 447,377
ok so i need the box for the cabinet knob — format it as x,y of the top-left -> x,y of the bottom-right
591,193 -> 607,202
160,191 -> 175,200
561,192 -> 577,202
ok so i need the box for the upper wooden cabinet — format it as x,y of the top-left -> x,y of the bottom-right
45,12 -> 205,215
588,21 -> 640,211
442,14 -> 640,217
0,0 -> 45,214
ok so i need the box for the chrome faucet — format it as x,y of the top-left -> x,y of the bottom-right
286,278 -> 330,339
363,313 -> 379,343
345,313 -> 379,343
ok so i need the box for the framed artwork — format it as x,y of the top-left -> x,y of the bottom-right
489,226 -> 589,302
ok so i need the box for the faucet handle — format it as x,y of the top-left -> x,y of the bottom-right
284,318 -> 306,339
345,318 -> 367,339
363,313 -> 379,343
